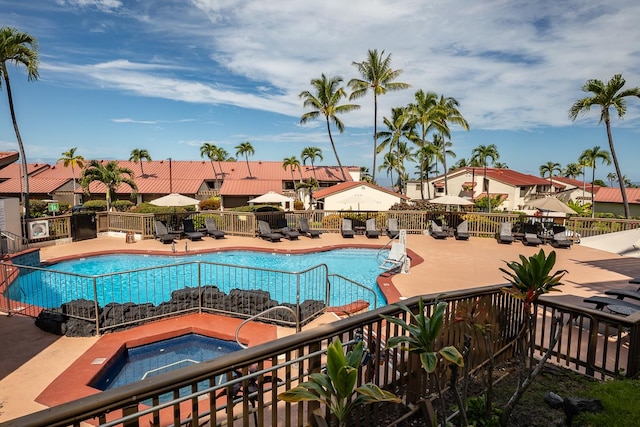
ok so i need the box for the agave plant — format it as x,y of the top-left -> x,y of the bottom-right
278,338 -> 399,427
382,298 -> 464,424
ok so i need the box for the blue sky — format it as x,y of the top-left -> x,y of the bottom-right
1,0 -> 640,186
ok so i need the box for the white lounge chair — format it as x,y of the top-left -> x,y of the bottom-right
379,243 -> 406,271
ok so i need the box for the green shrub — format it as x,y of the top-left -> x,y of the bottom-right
130,203 -> 189,214
29,200 -> 49,218
200,197 -> 220,210
113,200 -> 134,211
82,200 -> 107,211
293,200 -> 305,210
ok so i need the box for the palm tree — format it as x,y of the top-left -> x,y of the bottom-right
429,95 -> 469,194
0,27 -> 39,220
359,166 -> 373,183
129,148 -> 152,177
235,141 -> 255,179
282,156 -> 301,191
301,146 -> 323,182
606,172 -> 616,187
58,147 -> 85,207
377,107 -> 416,177
493,161 -> 509,169
80,160 -> 137,211
414,142 -> 439,199
431,134 -> 456,184
299,74 -> 360,182
200,142 -> 220,181
471,144 -> 500,212
395,140 -> 414,194
378,152 -> 399,188
569,74 -> 640,218
563,162 -> 582,179
578,146 -> 611,217
348,49 -> 410,182
539,161 -> 562,194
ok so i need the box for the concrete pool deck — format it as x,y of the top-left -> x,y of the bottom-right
1,232 -> 639,422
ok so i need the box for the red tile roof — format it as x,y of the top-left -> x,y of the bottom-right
313,181 -> 410,200
594,187 -> 640,204
0,163 -> 49,179
0,152 -> 19,169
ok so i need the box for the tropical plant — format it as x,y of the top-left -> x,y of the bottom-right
383,298 -> 465,425
0,26 -> 39,219
299,74 -> 359,181
493,161 -> 509,169
431,133 -> 456,183
301,146 -> 323,182
578,146 -> 611,218
349,49 -> 410,182
395,140 -> 414,194
200,142 -> 220,180
58,147 -> 85,206
606,172 -> 616,187
129,148 -> 152,177
563,162 -> 582,179
499,249 -> 566,426
377,106 -> 416,192
428,94 -> 469,194
539,161 -> 562,193
278,338 -> 399,427
80,160 -> 137,211
282,155 -> 301,190
359,166 -> 373,183
378,151 -> 399,188
569,74 -> 640,219
471,144 -> 500,212
235,141 -> 255,179
413,143 -> 439,199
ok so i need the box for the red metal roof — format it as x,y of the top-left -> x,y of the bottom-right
594,187 -> 640,204
0,152 -> 19,170
219,180 -> 283,196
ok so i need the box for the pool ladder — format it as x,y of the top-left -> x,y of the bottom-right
235,305 -> 300,349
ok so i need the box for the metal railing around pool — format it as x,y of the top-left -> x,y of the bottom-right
0,259 -> 379,333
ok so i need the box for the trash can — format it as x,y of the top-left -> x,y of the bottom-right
126,231 -> 135,244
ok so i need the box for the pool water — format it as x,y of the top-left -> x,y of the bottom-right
93,333 -> 242,391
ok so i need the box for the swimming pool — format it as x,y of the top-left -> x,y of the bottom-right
11,248 -> 387,309
93,333 -> 242,391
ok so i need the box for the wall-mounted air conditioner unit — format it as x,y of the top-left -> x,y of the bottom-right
29,220 -> 49,239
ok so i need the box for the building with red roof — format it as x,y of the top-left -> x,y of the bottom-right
594,187 -> 640,217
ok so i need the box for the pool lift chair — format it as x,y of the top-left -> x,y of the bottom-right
379,242 -> 407,271
154,220 -> 177,244
182,219 -> 205,241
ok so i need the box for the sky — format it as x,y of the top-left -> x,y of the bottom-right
1,0 -> 640,187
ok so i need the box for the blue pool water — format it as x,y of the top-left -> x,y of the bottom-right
93,333 -> 242,391
13,248 -> 387,308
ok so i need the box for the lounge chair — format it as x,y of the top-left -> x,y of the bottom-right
550,226 -> 572,249
379,242 -> 406,271
341,219 -> 355,238
496,222 -> 514,244
430,220 -> 448,239
298,217 -> 321,238
365,218 -> 380,239
203,217 -> 226,239
454,220 -> 469,240
583,296 -> 640,312
279,226 -> 300,240
258,220 -> 284,242
604,288 -> 640,302
182,219 -> 204,241
154,220 -> 177,244
522,223 -> 542,247
386,218 -> 400,239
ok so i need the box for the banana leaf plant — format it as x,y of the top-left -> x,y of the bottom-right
382,298 -> 465,424
278,338 -> 400,427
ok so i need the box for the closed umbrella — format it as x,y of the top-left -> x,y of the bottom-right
526,197 -> 576,214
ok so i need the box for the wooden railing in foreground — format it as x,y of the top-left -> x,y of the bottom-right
7,285 -> 640,427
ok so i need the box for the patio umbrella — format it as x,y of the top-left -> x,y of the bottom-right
150,193 -> 201,207
429,195 -> 474,206
247,191 -> 293,204
526,197 -> 576,214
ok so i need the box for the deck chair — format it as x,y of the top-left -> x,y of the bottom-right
550,226 -> 572,249
182,219 -> 204,241
279,226 -> 300,240
496,222 -> 514,244
154,220 -> 176,244
386,218 -> 399,239
379,243 -> 406,271
341,219 -> 355,238
204,217 -> 226,239
365,218 -> 380,239
430,220 -> 448,239
258,220 -> 284,242
298,217 -> 321,238
583,296 -> 640,312
454,220 -> 469,240
522,223 -> 542,247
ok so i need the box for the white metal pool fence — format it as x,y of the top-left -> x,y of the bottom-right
1,260 -> 378,333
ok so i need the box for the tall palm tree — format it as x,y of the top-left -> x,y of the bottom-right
395,140 -> 414,194
359,166 -> 373,183
569,74 -> 640,218
493,161 -> 509,169
428,95 -> 469,194
539,161 -> 562,194
282,155 -> 301,191
212,146 -> 230,181
414,141 -> 439,199
0,27 -> 39,220
299,74 -> 360,181
471,144 -> 500,212
377,107 -> 416,179
578,146 -> 611,218
58,147 -> 85,207
301,146 -> 323,182
235,141 -> 255,179
200,142 -> 220,181
129,148 -> 152,177
80,160 -> 137,211
563,162 -> 582,179
606,172 -> 617,187
431,134 -> 456,184
348,49 -> 410,182
378,151 -> 399,188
